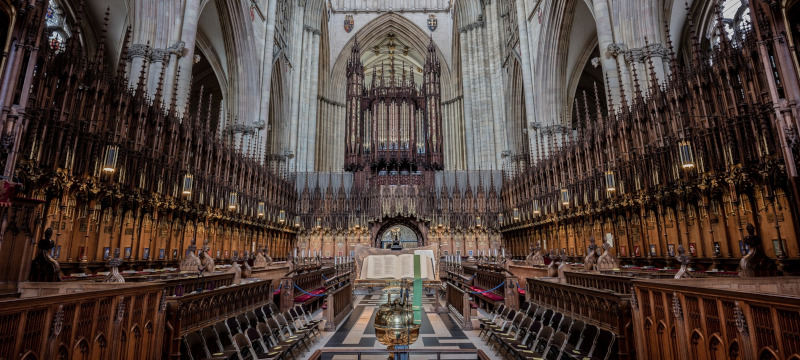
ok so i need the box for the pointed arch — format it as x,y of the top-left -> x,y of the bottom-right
328,13 -> 454,103
708,333 -> 726,360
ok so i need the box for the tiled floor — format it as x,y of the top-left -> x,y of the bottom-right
305,292 -> 500,360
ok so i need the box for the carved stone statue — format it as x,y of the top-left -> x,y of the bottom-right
287,252 -> 296,274
29,228 -> 61,282
227,254 -> 242,284
241,251 -> 252,278
528,246 -> 545,266
198,240 -> 215,273
739,223 -> 779,277
596,242 -> 619,270
179,239 -> 202,272
253,248 -> 269,269
547,250 -> 559,277
584,238 -> 598,271
103,248 -> 125,282
557,249 -> 569,280
674,245 -> 692,279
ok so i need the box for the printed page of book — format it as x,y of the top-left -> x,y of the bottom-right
382,255 -> 398,278
366,256 -> 387,279
413,250 -> 435,269
422,256 -> 435,280
414,250 -> 435,279
396,254 -> 415,279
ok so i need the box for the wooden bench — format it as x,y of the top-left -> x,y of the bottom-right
279,266 -> 329,313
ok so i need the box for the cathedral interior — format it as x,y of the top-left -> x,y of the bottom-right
0,0 -> 800,359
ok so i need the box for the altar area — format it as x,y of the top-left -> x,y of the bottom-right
351,243 -> 446,313
306,293 -> 494,359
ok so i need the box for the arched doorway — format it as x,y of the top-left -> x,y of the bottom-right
375,221 -> 424,249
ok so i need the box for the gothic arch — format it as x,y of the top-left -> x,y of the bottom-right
373,219 -> 426,248
505,57 -> 529,159
708,333 -> 726,360
328,13 -> 455,103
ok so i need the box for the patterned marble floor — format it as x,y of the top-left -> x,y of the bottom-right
305,293 -> 499,360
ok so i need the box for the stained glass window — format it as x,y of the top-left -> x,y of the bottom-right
45,0 -> 70,53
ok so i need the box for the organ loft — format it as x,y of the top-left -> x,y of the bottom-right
0,0 -> 800,359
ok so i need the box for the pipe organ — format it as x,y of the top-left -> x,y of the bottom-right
344,37 -> 444,181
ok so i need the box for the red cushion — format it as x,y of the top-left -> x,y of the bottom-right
518,289 -> 526,295
470,301 -> 479,309
485,292 -> 504,301
470,286 -> 504,301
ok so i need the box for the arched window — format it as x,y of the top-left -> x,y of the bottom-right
714,0 -> 751,44
45,0 -> 71,53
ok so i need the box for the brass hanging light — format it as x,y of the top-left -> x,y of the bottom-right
257,202 -> 265,217
561,188 -> 570,206
182,173 -> 194,195
605,170 -> 616,192
278,209 -> 286,223
228,192 -> 238,210
678,140 -> 695,169
101,145 -> 119,172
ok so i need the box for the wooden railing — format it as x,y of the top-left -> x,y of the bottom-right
563,270 -> 634,294
446,282 -> 472,330
278,267 -> 327,312
163,279 -> 273,360
153,272 -> 235,297
463,266 -> 520,310
632,277 -> 800,360
323,279 -> 353,331
0,282 -> 165,360
526,278 -> 634,359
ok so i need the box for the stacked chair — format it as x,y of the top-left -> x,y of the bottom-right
179,303 -> 323,360
476,302 -> 618,360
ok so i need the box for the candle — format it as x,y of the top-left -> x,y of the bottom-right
502,248 -> 506,258
294,248 -> 297,258
494,248 -> 498,257
302,249 -> 306,258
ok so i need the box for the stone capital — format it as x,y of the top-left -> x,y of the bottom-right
127,44 -> 148,61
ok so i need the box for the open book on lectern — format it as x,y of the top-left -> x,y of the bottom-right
360,253 -> 436,280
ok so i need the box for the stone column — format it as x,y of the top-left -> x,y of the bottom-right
486,1 -> 507,167
306,29 -> 321,170
174,0 -> 202,116
259,0 -> 279,163
287,5 -> 306,171
459,30 -> 476,170
592,0 -> 624,106
515,0 -> 538,161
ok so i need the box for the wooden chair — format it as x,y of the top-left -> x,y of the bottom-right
200,326 -> 237,359
226,317 -> 242,335
549,312 -> 563,329
290,307 -> 321,338
512,325 -> 553,360
564,320 -> 585,349
496,317 -> 533,357
487,312 -> 525,349
269,317 -> 307,354
214,322 -> 235,349
182,332 -> 211,360
501,321 -> 541,356
231,333 -> 254,360
478,304 -> 505,329
480,308 -> 514,340
558,316 -> 573,334
562,324 -> 598,359
236,314 -> 251,331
